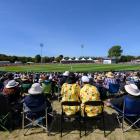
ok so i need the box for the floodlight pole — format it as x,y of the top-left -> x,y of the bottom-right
81,44 -> 84,57
40,43 -> 44,64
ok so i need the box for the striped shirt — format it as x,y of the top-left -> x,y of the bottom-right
103,78 -> 117,89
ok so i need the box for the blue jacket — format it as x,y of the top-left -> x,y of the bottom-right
24,94 -> 46,112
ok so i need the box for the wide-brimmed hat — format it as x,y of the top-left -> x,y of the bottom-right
133,72 -> 138,76
63,71 -> 69,76
39,78 -> 43,83
81,76 -> 89,83
28,83 -> 43,95
96,76 -> 103,81
21,75 -> 29,81
6,80 -> 19,88
125,84 -> 140,96
132,76 -> 139,82
106,72 -> 114,78
49,75 -> 53,80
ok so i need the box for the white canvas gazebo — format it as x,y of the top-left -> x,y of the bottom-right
81,58 -> 86,61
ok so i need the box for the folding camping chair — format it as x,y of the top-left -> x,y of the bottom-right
60,101 -> 81,137
56,83 -> 62,102
112,96 -> 140,132
0,93 -> 11,131
21,83 -> 32,95
83,101 -> 105,136
107,83 -> 120,97
22,103 -> 55,136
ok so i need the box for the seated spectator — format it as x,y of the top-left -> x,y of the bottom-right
3,80 -> 21,103
61,72 -> 80,116
106,84 -> 140,109
103,72 -> 118,89
24,83 -> 52,119
95,75 -> 107,100
95,75 -> 103,87
51,75 -> 59,97
40,76 -> 52,99
59,71 -> 69,86
80,76 -> 102,117
0,77 -> 4,92
3,73 -> 14,86
0,93 -> 12,130
103,72 -> 120,96
21,75 -> 32,95
131,72 -> 140,89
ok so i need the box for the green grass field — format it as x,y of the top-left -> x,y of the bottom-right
0,63 -> 140,72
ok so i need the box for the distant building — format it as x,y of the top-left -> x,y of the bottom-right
131,59 -> 140,64
103,57 -> 116,64
60,57 -> 116,64
14,61 -> 22,64
93,60 -> 102,64
0,61 -> 10,66
27,62 -> 34,64
75,58 -> 79,61
52,61 -> 57,63
61,57 -> 94,64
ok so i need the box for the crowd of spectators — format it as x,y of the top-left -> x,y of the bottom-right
0,70 -> 140,130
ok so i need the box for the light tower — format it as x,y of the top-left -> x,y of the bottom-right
40,43 -> 44,63
81,44 -> 84,57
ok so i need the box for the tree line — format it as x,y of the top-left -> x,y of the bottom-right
0,54 -> 62,63
0,45 -> 139,63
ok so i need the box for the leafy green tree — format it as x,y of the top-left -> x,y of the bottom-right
108,46 -> 123,58
64,57 -> 69,60
119,55 -> 135,62
43,56 -> 50,63
59,55 -> 63,60
55,55 -> 64,62
50,57 -> 55,62
71,57 -> 76,60
55,56 -> 60,62
10,56 -> 18,63
136,56 -> 140,59
35,54 -> 41,63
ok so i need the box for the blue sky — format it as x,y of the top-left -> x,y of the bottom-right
0,0 -> 140,57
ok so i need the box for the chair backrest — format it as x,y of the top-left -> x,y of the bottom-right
21,83 -> 32,93
84,101 -> 104,116
61,101 -> 81,106
84,101 -> 104,106
61,101 -> 81,116
108,83 -> 120,94
23,102 -> 47,119
124,96 -> 140,115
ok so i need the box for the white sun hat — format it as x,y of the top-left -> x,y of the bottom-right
49,75 -> 53,80
28,83 -> 43,95
125,84 -> 140,96
63,71 -> 69,76
6,80 -> 19,88
133,76 -> 139,82
81,76 -> 89,83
